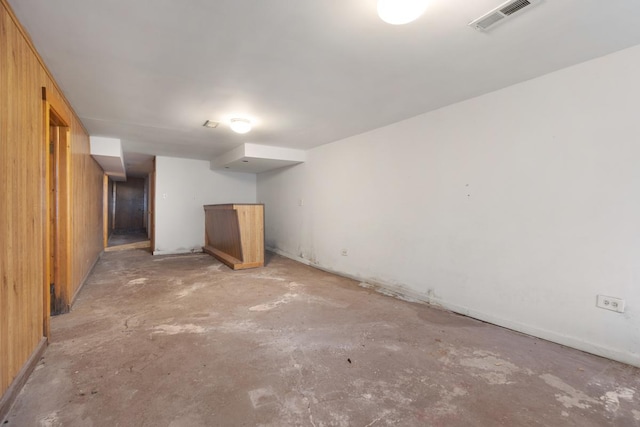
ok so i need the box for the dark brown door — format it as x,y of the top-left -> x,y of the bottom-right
114,178 -> 146,233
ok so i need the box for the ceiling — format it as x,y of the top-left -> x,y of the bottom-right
8,0 -> 640,176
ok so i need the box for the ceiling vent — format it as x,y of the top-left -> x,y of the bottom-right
469,0 -> 541,31
203,120 -> 219,128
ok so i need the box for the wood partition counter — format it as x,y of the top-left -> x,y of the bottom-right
203,204 -> 264,270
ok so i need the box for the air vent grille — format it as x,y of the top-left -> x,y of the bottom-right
475,13 -> 505,30
468,0 -> 541,31
500,0 -> 530,16
203,120 -> 219,128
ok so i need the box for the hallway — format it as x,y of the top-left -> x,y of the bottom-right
5,250 -> 640,426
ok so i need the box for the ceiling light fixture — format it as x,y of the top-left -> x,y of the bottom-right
229,118 -> 252,134
203,120 -> 219,128
377,0 -> 429,25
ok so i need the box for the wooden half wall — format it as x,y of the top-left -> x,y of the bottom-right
0,0 -> 104,411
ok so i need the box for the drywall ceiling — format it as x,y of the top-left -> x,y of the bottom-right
8,0 -> 640,174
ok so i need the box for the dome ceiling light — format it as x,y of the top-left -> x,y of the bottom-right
377,0 -> 429,25
230,118 -> 252,134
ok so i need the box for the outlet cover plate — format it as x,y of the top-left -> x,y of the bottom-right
596,295 -> 625,313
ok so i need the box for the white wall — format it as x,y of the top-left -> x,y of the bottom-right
257,44 -> 640,367
155,156 -> 256,255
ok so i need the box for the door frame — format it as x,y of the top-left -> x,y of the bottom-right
43,89 -> 72,336
103,174 -> 109,247
150,157 -> 156,253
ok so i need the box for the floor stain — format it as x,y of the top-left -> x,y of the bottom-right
152,324 -> 206,335
458,351 -> 521,385
249,293 -> 299,311
600,387 -> 636,412
540,374 -> 600,409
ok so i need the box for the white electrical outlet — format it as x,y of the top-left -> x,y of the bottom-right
341,249 -> 348,256
298,199 -> 304,207
596,295 -> 625,313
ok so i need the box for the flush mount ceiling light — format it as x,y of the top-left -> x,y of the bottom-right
377,0 -> 429,25
230,118 -> 252,134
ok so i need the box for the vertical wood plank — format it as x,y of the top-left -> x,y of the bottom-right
0,2 -> 9,393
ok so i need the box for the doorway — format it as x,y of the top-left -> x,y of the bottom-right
45,105 -> 71,321
105,177 -> 151,251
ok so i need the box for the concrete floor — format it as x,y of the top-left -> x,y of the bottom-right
5,250 -> 640,426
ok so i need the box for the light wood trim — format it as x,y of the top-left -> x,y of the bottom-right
103,174 -> 109,247
150,158 -> 156,252
61,127 -> 72,310
42,101 -> 51,338
46,103 -> 72,315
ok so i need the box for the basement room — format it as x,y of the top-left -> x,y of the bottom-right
1,0 -> 639,425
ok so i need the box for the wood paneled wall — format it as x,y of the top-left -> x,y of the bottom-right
0,0 -> 44,398
0,0 -> 104,402
68,118 -> 104,302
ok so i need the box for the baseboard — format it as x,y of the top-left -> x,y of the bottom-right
0,337 -> 47,423
267,247 -> 640,368
152,248 -> 204,256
